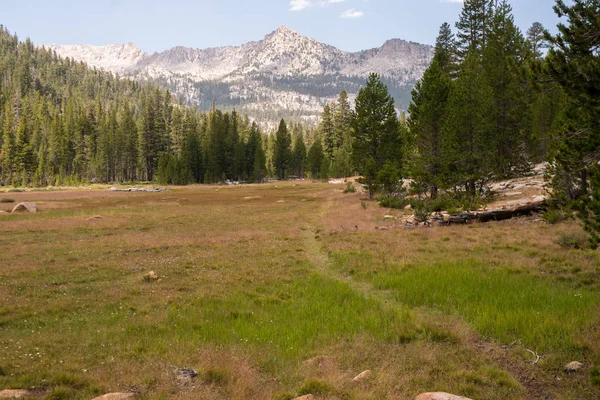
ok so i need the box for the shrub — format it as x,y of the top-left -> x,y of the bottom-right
379,196 -> 409,209
544,208 -> 568,224
413,202 -> 431,222
555,231 -> 589,249
343,181 -> 356,193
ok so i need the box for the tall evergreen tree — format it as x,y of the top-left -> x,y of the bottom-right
484,0 -> 530,177
1,101 -> 15,184
455,0 -> 494,59
434,22 -> 457,75
526,22 -> 548,61
408,57 -> 452,199
291,134 -> 307,178
545,0 -> 600,247
273,119 -> 292,180
320,103 -> 336,161
443,51 -> 495,194
408,23 -> 456,198
351,73 -> 401,199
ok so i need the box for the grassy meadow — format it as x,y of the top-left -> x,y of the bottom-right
0,182 -> 599,399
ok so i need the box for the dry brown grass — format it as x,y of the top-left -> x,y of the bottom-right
0,182 -> 598,399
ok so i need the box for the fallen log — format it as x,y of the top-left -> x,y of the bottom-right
448,201 -> 546,225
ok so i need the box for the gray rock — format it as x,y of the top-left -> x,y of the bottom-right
352,369 -> 372,382
415,393 -> 473,400
0,390 -> 31,399
11,203 -> 36,213
565,361 -> 584,372
91,393 -> 136,400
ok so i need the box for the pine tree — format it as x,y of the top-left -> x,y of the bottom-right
455,0 -> 494,59
443,51 -> 495,194
333,90 -> 351,147
291,134 -> 307,178
1,101 -> 15,184
408,58 -> 452,199
408,23 -> 455,198
434,22 -> 457,75
307,139 -> 325,179
351,73 -> 401,199
484,0 -> 530,178
526,22 -> 548,61
273,119 -> 292,180
320,103 -> 336,161
545,0 -> 600,247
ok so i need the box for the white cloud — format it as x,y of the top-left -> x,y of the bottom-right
290,0 -> 311,11
340,9 -> 364,18
289,0 -> 346,11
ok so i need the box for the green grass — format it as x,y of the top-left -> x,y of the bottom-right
374,262 -> 599,353
162,274 -> 416,372
1,183 -> 599,399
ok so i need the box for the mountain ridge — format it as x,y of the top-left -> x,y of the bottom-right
46,26 -> 434,129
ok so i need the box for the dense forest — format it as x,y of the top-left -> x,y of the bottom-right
0,0 -> 598,242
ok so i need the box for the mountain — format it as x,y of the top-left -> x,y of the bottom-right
46,26 -> 433,129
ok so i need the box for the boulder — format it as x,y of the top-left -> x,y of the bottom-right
404,204 -> 413,211
292,395 -> 314,400
0,390 -> 31,399
91,393 -> 136,400
352,369 -> 372,382
565,361 -> 584,372
143,271 -> 160,282
415,393 -> 473,400
11,203 -> 36,213
383,215 -> 395,220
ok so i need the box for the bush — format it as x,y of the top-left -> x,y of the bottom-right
554,231 -> 589,249
413,202 -> 432,222
379,196 -> 409,209
544,208 -> 569,224
0,198 -> 15,203
409,193 -> 489,216
343,181 -> 356,193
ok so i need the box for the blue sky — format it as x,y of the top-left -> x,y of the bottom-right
2,0 -> 560,53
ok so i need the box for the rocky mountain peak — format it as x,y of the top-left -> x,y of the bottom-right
45,27 -> 434,128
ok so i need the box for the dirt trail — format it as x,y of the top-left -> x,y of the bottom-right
301,188 -> 557,400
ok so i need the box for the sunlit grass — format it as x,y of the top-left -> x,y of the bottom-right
374,262 -> 599,354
